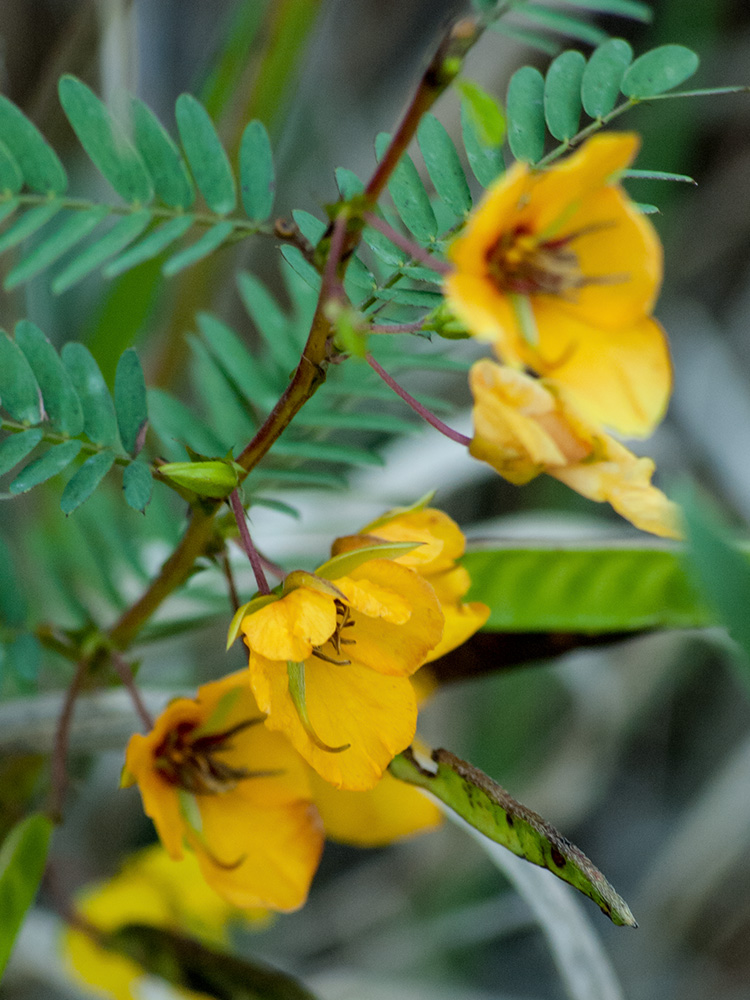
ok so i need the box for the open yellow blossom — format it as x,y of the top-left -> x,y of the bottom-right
331,504 -> 490,662
445,133 -> 671,438
124,673 -> 325,912
124,674 -> 439,918
240,557 -> 444,791
469,359 -> 680,538
63,845 -> 237,1000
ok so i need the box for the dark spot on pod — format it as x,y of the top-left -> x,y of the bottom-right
550,846 -> 567,868
506,814 -> 514,828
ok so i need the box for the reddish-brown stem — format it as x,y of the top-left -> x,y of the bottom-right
111,654 -> 154,732
221,550 -> 241,611
363,213 -> 450,273
230,489 -> 271,596
366,353 -> 472,446
370,320 -> 430,334
48,660 -> 88,823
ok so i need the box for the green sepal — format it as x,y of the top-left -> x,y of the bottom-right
315,541 -> 423,581
287,661 -> 350,753
282,570 -> 345,600
159,458 -> 241,499
389,747 -> 636,927
509,293 -> 539,347
423,303 -> 472,340
361,490 -> 437,532
226,594 -> 278,650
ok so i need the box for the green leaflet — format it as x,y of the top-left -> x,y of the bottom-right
375,132 -> 437,243
0,333 -> 43,425
0,429 -> 43,478
61,342 -> 120,448
0,140 -> 23,195
0,814 -> 53,977
315,541 -> 422,581
9,440 -> 82,494
53,210 -> 152,292
417,114 -> 472,218
58,75 -> 154,205
561,0 -> 651,20
582,39 -> 633,118
196,312 -> 278,410
60,450 -> 117,515
147,388 -> 227,459
270,438 -> 384,467
114,349 -> 148,456
15,321 -> 84,437
518,5 -> 609,46
280,245 -> 322,291
287,660 -> 350,753
0,95 -> 67,194
460,99 -> 505,188
237,270 -> 298,371
175,94 -> 236,215
187,335 -> 256,446
162,220 -> 234,277
105,924 -> 319,1000
389,748 -> 636,927
130,97 -> 195,209
506,66 -> 546,163
0,200 -> 62,254
621,44 -> 700,98
239,119 -> 275,221
103,215 -> 194,278
463,543 -> 708,631
4,207 -> 108,290
122,459 -> 153,513
544,50 -> 586,141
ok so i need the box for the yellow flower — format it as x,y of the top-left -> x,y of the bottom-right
445,133 -> 671,438
124,673 -> 325,912
331,504 -> 490,662
240,558 -> 444,791
62,844 -> 236,1000
469,359 -> 680,538
124,675 -> 439,918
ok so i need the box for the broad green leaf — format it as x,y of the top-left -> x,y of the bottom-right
390,748 -> 636,927
61,342 -> 120,447
375,133 -> 437,243
0,95 -> 67,194
271,438 -> 384,466
621,44 -> 700,98
147,388 -> 227,458
239,119 -> 275,221
0,140 -> 23,195
506,66 -> 546,163
280,245 -> 322,291
519,6 -> 609,46
15,321 -> 84,436
463,543 -> 707,631
0,536 -> 27,627
175,94 -> 236,215
9,440 -> 82,494
581,38 -> 633,118
0,201 -> 62,254
544,50 -> 586,141
130,97 -> 195,209
103,215 -> 194,278
681,492 -> 750,664
460,100 -> 505,188
60,450 -> 116,514
623,168 -> 695,183
52,210 -> 152,293
561,0 -> 651,19
0,814 -> 53,977
114,349 -> 148,456
196,312 -> 278,409
58,75 -> 154,204
0,334 -> 43,425
0,429 -> 43,478
162,220 -> 234,277
4,207 -> 108,290
106,923 -> 319,1000
455,82 -> 506,149
316,541 -> 422,580
122,459 -> 153,512
417,114 -> 472,217
335,167 -> 364,201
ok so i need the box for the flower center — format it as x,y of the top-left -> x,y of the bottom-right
311,599 -> 355,665
154,717 -> 266,795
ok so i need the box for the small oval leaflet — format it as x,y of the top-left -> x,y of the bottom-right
15,320 -> 84,437
544,50 -> 586,141
0,94 -> 67,194
130,96 -> 195,210
61,342 -> 120,448
240,119 -> 275,221
114,349 -> 148,456
507,66 -> 546,163
582,39 -> 634,119
60,450 -> 117,515
175,94 -> 236,216
123,459 -> 153,513
0,333 -> 43,425
417,114 -> 472,218
0,813 -> 53,977
621,44 -> 700,99
9,439 -> 83,494
0,429 -> 43,478
375,132 -> 437,244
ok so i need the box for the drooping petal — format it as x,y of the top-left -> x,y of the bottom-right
251,652 -> 418,790
241,587 -> 337,662
526,308 -> 672,437
195,794 -> 324,911
333,575 -> 412,624
423,598 -> 490,663
444,271 -> 524,358
345,508 -> 467,575
309,768 -> 442,847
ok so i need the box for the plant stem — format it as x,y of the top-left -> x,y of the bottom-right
48,660 -> 88,823
230,489 -> 271,596
111,654 -> 154,731
366,353 -> 471,446
362,213 -> 450,273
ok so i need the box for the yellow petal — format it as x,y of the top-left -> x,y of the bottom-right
422,600 -> 490,663
345,508 -> 466,575
334,575 -> 412,624
241,587 -> 337,661
194,795 -> 324,911
448,160 -> 530,267
253,652 -> 418,790
528,309 -> 672,437
444,271 -> 524,360
309,768 -> 442,847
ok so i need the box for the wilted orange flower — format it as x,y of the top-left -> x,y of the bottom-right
331,503 -> 490,662
239,555 -> 444,791
445,133 -> 671,438
124,674 -> 439,914
469,359 -> 680,538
